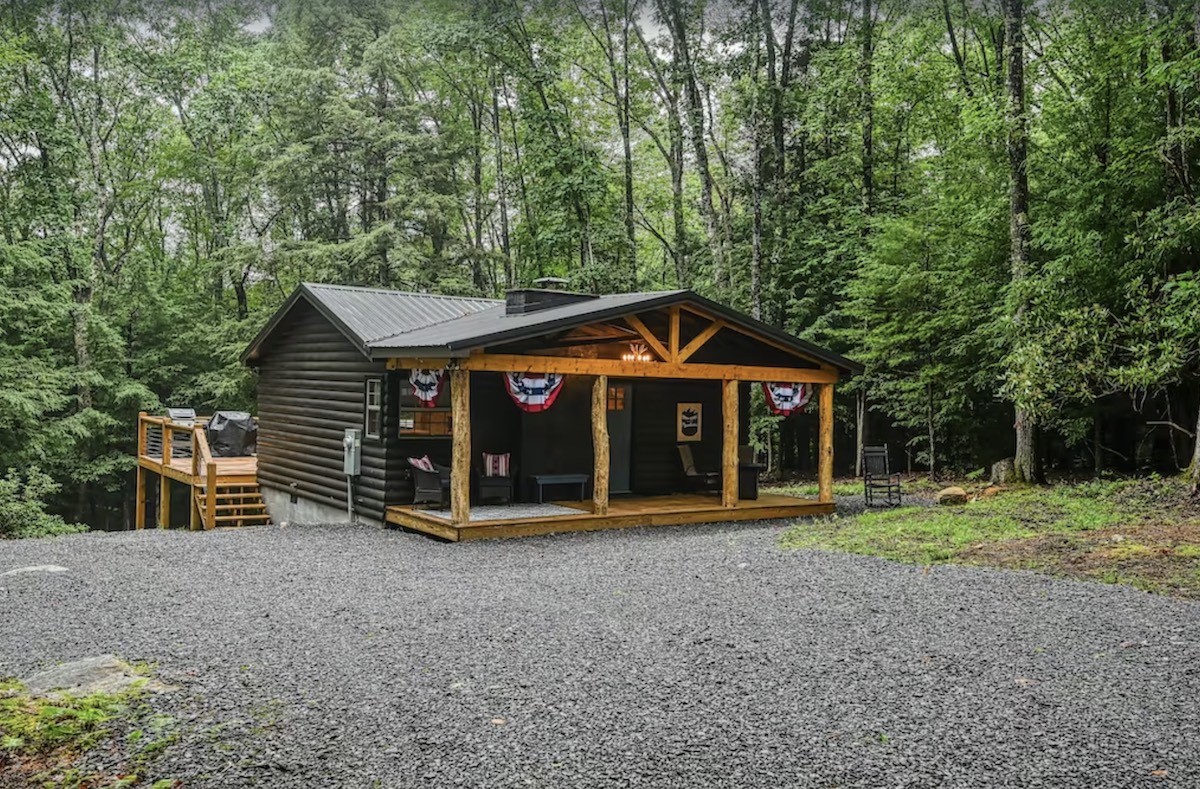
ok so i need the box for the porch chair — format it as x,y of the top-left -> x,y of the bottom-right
677,444 -> 721,492
409,456 -> 451,509
862,445 -> 901,507
477,451 -> 515,504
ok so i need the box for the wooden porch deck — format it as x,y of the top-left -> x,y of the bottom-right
385,492 -> 832,541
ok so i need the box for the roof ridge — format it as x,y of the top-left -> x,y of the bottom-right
304,282 -> 502,304
362,302 -> 503,345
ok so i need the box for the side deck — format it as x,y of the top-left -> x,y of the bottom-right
386,492 -> 831,541
135,413 -> 269,530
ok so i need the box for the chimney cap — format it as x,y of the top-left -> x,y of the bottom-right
532,276 -> 569,290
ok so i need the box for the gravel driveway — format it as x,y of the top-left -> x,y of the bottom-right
2,510 -> 1199,788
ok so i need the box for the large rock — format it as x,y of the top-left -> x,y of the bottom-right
22,655 -> 173,697
936,486 -> 968,506
991,458 -> 1016,485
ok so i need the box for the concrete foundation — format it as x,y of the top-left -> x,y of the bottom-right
260,484 -> 381,527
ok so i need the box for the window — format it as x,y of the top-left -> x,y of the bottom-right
364,378 -> 383,439
607,385 -> 625,411
398,378 -> 453,438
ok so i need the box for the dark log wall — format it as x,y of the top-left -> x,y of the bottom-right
518,376 -> 595,487
255,299 -> 393,521
630,379 -> 725,494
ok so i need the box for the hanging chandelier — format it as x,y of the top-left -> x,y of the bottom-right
621,341 -> 654,362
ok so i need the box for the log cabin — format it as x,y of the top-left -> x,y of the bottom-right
139,283 -> 861,540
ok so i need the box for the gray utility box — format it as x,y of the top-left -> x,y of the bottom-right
343,429 -> 362,476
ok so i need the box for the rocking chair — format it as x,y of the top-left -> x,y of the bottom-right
862,445 -> 901,507
677,444 -> 720,492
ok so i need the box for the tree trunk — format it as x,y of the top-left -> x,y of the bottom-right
861,0 -> 874,219
1005,0 -> 1038,483
855,389 -> 865,477
749,2 -> 764,319
491,75 -> 513,288
659,0 -> 726,288
1190,394 -> 1200,494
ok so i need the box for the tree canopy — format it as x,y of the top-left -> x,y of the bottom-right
2,0 -> 1199,528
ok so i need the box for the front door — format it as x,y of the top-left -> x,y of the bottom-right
607,382 -> 633,494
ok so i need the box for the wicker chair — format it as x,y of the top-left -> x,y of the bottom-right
862,445 -> 901,507
410,459 -> 451,508
477,452 -> 515,504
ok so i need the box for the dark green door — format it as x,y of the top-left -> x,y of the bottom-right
607,382 -> 633,494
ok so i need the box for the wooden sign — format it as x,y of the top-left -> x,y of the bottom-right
677,402 -> 702,442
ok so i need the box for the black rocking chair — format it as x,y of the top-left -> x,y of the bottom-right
410,459 -> 451,509
862,445 -> 901,507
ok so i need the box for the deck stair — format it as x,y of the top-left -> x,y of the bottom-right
194,484 -> 272,529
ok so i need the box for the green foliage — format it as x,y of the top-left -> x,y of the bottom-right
0,468 -> 85,539
2,0 -> 1200,527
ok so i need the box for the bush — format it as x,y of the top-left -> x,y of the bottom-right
0,468 -> 86,538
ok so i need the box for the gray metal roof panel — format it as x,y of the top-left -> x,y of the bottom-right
241,283 -> 500,363
303,283 -> 499,345
367,290 -> 685,351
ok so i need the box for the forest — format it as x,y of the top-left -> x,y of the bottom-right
2,0 -> 1199,531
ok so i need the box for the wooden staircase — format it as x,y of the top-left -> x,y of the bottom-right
194,483 -> 272,529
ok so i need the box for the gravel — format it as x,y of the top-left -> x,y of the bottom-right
2,503 -> 1198,788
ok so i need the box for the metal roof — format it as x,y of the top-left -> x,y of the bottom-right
241,283 -> 500,362
243,283 -> 862,374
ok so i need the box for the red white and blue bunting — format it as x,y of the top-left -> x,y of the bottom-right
762,382 -> 812,416
409,369 -> 446,408
505,372 -> 566,413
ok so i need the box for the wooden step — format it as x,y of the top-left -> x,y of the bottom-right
210,491 -> 263,500
214,503 -> 267,511
213,514 -> 272,523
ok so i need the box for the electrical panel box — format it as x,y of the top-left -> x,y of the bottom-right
343,428 -> 361,476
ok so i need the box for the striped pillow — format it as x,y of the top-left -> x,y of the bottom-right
481,452 -> 510,478
408,455 -> 435,472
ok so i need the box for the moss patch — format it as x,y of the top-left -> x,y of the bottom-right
0,674 -> 179,787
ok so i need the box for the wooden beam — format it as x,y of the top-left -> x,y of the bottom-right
137,411 -> 147,458
386,358 -> 451,371
158,473 -> 170,529
135,467 -> 146,530
678,303 -> 837,372
592,375 -> 610,516
818,382 -> 834,504
677,320 -> 726,363
205,463 -> 217,530
722,380 -> 739,508
190,488 -> 201,531
450,368 -> 471,526
458,353 -> 838,384
623,315 -> 670,361
668,307 -> 681,361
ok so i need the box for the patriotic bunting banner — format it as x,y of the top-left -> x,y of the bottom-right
409,369 -> 445,408
505,372 -> 566,413
762,382 -> 812,416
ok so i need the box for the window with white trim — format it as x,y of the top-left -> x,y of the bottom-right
364,378 -> 383,439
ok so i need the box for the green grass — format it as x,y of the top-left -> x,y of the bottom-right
768,475 -> 953,500
781,478 -> 1200,597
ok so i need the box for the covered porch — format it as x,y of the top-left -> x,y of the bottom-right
386,491 -> 830,541
380,296 -> 844,540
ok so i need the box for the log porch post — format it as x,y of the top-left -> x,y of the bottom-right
818,382 -> 834,504
450,368 -> 471,526
722,379 -> 738,508
592,375 -> 610,516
